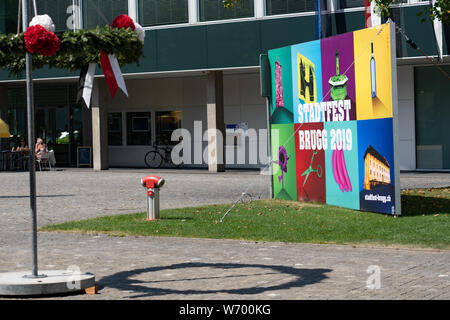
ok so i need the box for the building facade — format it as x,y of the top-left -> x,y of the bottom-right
0,0 -> 449,170
363,145 -> 391,190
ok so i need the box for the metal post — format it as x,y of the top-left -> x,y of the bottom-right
265,97 -> 273,199
146,188 -> 160,220
22,0 -> 41,278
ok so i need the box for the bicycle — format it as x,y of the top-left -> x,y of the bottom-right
144,144 -> 182,168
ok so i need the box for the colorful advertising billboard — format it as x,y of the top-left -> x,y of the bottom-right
268,23 -> 401,215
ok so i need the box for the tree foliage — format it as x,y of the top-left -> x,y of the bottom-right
222,0 -> 241,9
371,0 -> 449,24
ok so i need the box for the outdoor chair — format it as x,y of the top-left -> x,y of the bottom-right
36,149 -> 52,171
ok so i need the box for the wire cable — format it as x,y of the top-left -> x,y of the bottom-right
395,24 -> 450,81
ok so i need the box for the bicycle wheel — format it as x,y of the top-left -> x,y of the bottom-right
144,151 -> 163,168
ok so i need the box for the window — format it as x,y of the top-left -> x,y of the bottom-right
415,65 -> 450,169
36,0 -> 74,31
108,113 -> 122,146
83,0 -> 128,28
1,0 -> 19,34
266,0 -> 315,16
337,0 -> 407,10
126,112 -> 151,145
155,111 -> 182,145
337,0 -> 364,10
199,0 -> 254,22
138,0 -> 188,27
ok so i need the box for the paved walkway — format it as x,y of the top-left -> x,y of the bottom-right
0,169 -> 449,299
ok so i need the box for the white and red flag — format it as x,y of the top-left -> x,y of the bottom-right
365,0 -> 381,28
100,51 -> 128,98
77,63 -> 96,108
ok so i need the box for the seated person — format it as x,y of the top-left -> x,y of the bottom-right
12,138 -> 29,154
35,138 -> 47,161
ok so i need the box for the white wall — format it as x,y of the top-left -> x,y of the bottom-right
105,73 -> 267,168
396,66 -> 416,170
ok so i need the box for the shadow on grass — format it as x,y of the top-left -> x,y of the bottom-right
97,262 -> 331,298
401,195 -> 450,216
160,217 -> 193,221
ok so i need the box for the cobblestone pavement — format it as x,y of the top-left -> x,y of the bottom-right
0,169 -> 449,299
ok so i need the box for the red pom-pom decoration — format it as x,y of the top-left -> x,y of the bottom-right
24,25 -> 60,56
112,14 -> 135,31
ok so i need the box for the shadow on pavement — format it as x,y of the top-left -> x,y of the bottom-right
98,262 -> 332,298
0,195 -> 74,199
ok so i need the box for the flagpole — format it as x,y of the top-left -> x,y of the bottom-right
22,0 -> 42,279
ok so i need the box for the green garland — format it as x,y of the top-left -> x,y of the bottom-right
0,26 -> 144,77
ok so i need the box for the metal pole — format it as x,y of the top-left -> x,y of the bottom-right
265,97 -> 273,199
22,0 -> 39,278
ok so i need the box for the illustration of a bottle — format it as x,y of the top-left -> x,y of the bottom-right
370,42 -> 377,98
328,50 -> 348,101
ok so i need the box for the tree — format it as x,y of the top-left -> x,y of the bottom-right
223,0 -> 449,24
368,0 -> 449,24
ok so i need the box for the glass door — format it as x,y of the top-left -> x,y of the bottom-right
35,106 -> 70,167
33,84 -> 84,167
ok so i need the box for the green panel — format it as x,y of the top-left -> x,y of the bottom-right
206,21 -> 260,68
156,26 -> 207,71
0,65 -> 76,81
444,24 -> 449,55
260,16 -> 316,52
331,11 -> 365,36
123,30 -> 157,73
33,66 -> 78,79
414,65 -> 450,169
259,54 -> 270,98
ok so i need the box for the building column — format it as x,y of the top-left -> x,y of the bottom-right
206,71 -> 225,172
0,84 -> 9,151
91,81 -> 109,171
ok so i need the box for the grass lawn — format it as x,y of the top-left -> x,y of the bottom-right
41,188 -> 450,249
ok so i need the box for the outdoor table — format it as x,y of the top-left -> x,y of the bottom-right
0,150 -> 10,171
10,151 -> 29,171
0,151 -> 29,171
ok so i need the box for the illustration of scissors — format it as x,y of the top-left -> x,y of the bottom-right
300,150 -> 322,187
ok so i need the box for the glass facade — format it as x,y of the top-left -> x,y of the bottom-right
7,84 -> 83,166
126,112 -> 152,145
415,66 -> 450,169
0,0 -> 19,34
83,0 -> 128,28
36,0 -> 74,31
155,111 -> 182,145
337,0 -> 408,10
337,0 -> 364,10
138,0 -> 188,27
266,0 -> 315,15
199,0 -> 254,22
108,112 -> 123,146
